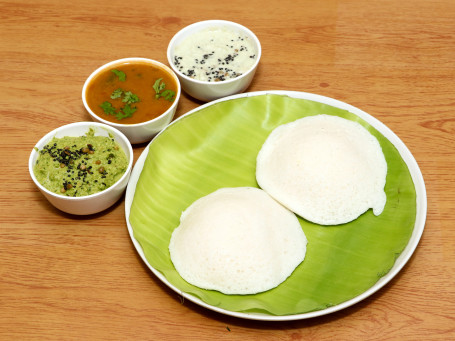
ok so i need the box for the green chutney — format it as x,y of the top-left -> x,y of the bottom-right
34,129 -> 128,197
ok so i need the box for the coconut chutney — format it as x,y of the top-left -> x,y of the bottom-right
172,27 -> 257,82
33,129 -> 128,197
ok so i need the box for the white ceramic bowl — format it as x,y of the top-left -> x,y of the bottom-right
167,20 -> 261,102
82,58 -> 181,144
29,122 -> 133,215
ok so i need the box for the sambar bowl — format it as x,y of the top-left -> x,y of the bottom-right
82,58 -> 181,144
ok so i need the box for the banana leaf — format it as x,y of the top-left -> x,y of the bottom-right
128,94 -> 416,316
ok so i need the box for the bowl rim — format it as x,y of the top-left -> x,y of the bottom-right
82,57 -> 181,128
29,121 -> 134,201
167,19 -> 262,86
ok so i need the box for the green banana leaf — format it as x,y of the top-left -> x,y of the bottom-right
129,94 -> 416,316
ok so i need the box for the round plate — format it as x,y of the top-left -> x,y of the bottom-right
125,90 -> 426,321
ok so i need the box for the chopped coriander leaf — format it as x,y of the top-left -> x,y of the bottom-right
153,78 -> 175,102
153,78 -> 166,96
100,101 -> 117,116
111,69 -> 126,82
103,88 -> 141,120
115,111 -> 131,120
109,88 -> 140,104
158,89 -> 176,102
110,88 -> 124,99
123,91 -> 140,104
116,104 -> 136,120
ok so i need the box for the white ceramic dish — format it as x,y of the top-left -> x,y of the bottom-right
167,20 -> 261,102
82,57 -> 181,144
29,122 -> 133,215
125,91 -> 426,321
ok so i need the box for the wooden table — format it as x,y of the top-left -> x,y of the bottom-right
1,0 -> 454,339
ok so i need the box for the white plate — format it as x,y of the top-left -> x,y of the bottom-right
125,90 -> 427,321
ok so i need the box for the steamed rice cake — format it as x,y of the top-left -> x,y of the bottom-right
169,187 -> 307,295
256,114 -> 387,225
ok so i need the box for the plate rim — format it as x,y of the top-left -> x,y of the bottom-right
125,90 -> 427,321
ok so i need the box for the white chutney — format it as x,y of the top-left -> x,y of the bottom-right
172,27 -> 257,82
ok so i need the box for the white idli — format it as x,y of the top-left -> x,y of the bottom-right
169,187 -> 307,295
256,114 -> 387,225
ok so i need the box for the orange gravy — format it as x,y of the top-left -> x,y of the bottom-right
86,62 -> 177,124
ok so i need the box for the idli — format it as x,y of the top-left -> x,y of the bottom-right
169,187 -> 307,295
256,114 -> 387,225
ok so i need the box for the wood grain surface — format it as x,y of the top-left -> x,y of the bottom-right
1,0 -> 454,339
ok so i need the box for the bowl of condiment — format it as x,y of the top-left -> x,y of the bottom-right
29,122 -> 133,215
82,58 -> 181,144
167,20 -> 261,102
